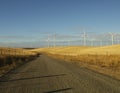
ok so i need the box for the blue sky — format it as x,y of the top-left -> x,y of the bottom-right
0,0 -> 120,47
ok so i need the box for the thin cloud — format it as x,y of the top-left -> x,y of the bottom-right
49,34 -> 80,39
67,26 -> 92,32
0,35 -> 33,39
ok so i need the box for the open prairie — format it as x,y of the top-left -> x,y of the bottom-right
31,45 -> 120,79
32,45 -> 120,55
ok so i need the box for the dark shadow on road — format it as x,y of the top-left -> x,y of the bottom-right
0,74 -> 66,82
9,71 -> 41,74
0,82 -> 45,89
44,88 -> 72,93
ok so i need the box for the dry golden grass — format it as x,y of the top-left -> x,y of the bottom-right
0,47 -> 38,77
49,54 -> 120,68
32,45 -> 120,55
0,47 -> 36,56
31,46 -> 92,55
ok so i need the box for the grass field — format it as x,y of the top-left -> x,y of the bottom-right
0,47 -> 38,77
31,45 -> 120,79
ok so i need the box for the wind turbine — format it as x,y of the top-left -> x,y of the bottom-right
83,31 -> 87,46
115,33 -> 120,44
82,31 -> 95,46
109,32 -> 115,45
46,34 -> 50,48
78,30 -> 87,46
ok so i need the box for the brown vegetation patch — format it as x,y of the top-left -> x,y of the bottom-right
0,47 -> 39,77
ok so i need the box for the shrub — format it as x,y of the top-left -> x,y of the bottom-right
5,56 -> 13,65
0,57 -> 5,67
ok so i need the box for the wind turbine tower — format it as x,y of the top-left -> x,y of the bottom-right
83,31 -> 87,46
109,32 -> 115,45
46,34 -> 50,48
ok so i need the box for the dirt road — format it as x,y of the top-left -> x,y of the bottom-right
0,55 -> 120,93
